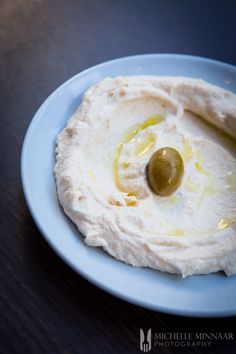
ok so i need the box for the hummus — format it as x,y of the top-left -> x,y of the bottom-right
55,76 -> 236,277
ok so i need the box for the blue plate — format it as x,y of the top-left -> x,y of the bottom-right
21,54 -> 236,317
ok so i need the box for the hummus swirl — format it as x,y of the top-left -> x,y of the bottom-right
55,76 -> 236,277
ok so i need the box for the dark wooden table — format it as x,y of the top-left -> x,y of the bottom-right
1,1 -> 236,353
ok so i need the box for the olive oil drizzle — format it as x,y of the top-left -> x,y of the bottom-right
113,115 -> 164,195
195,149 -> 214,195
218,216 -> 235,230
182,139 -> 193,162
135,135 -> 156,157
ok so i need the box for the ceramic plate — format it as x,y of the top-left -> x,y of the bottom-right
21,54 -> 236,317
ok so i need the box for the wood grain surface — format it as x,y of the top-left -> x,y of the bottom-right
0,1 -> 236,353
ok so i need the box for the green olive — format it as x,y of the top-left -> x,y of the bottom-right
147,147 -> 184,197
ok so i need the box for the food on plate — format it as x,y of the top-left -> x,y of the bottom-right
54,76 -> 236,277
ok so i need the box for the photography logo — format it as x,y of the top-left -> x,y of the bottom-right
140,328 -> 152,352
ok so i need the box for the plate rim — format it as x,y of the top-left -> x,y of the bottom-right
21,53 -> 236,318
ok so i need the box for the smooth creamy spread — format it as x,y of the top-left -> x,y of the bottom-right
55,76 -> 236,277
